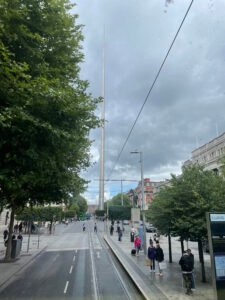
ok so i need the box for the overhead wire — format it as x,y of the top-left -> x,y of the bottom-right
106,0 -> 194,181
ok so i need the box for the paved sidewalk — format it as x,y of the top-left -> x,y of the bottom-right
104,229 -> 215,300
0,224 -> 65,289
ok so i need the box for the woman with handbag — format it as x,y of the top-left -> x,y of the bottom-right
134,235 -> 141,256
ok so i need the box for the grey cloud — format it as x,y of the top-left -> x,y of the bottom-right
75,0 -> 225,202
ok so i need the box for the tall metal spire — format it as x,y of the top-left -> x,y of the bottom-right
99,30 -> 105,210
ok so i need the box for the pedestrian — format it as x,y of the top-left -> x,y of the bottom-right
149,237 -> 153,245
134,235 -> 141,256
110,224 -> 114,235
154,233 -> 159,243
179,250 -> 194,295
118,226 -> 122,241
155,243 -> 164,276
187,248 -> 195,289
31,222 -> 35,233
18,222 -> 23,233
130,226 -> 135,243
94,223 -> 97,233
83,223 -> 86,232
148,241 -> 156,272
14,224 -> 19,234
3,229 -> 8,241
116,221 -> 120,233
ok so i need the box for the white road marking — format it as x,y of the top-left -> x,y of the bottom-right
89,234 -> 98,300
73,255 -> 76,262
46,247 -> 88,252
52,254 -> 59,262
64,281 -> 69,294
96,251 -> 100,259
69,266 -> 73,274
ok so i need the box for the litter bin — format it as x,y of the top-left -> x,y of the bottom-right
130,232 -> 134,242
11,239 -> 22,259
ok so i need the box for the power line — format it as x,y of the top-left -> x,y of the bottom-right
106,0 -> 194,180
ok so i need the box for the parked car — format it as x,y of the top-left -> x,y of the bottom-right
145,224 -> 157,233
122,220 -> 129,225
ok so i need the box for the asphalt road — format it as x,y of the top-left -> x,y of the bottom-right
0,220 -> 144,300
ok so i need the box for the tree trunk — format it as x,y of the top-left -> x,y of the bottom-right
180,237 -> 184,254
49,221 -> 52,234
198,239 -> 206,283
168,232 -> 172,263
4,208 -> 15,261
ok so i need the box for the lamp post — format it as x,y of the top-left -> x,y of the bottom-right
130,151 -> 147,255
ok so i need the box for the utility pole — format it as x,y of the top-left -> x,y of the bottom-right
131,151 -> 147,255
121,179 -> 123,206
99,31 -> 105,210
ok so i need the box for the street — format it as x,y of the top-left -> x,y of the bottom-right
0,221 -> 144,300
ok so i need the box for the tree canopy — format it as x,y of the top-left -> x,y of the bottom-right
106,193 -> 131,208
0,0 -> 99,260
149,164 -> 225,241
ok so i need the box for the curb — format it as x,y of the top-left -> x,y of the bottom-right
104,235 -> 151,300
0,245 -> 47,289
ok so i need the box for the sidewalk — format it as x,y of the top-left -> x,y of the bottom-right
104,229 -> 215,300
0,225 -> 63,289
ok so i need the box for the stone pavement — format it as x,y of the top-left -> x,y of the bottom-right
104,228 -> 215,300
0,224 -> 65,289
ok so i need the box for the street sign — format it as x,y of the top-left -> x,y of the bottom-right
206,212 -> 225,300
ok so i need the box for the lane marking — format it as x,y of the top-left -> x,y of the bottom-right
89,226 -> 98,300
64,281 -> 69,294
46,247 -> 88,252
69,266 -> 73,274
52,254 -> 59,262
96,251 -> 100,259
73,255 -> 76,262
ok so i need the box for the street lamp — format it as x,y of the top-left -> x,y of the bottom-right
130,151 -> 147,255
130,151 -> 144,210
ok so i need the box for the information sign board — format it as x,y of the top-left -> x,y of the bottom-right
207,212 -> 225,300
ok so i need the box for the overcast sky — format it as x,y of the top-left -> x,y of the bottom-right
72,0 -> 225,204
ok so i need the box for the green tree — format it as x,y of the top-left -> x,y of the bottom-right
107,193 -> 131,207
76,195 -> 88,214
0,1 -> 99,260
149,164 -> 225,282
16,206 -> 63,233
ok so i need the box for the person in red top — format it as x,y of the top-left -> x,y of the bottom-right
134,235 -> 141,256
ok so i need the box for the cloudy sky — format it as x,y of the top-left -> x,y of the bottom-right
72,0 -> 225,204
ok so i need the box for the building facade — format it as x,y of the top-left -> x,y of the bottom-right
184,132 -> 225,174
127,178 -> 165,209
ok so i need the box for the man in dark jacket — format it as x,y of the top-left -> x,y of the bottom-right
155,243 -> 164,276
179,251 -> 194,295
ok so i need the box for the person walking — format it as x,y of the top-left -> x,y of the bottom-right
187,249 -> 195,290
83,223 -> 86,232
3,229 -> 8,246
94,223 -> 97,233
155,243 -> 164,276
18,222 -> 23,233
110,224 -> 114,235
148,241 -> 156,272
14,224 -> 19,234
179,250 -> 194,295
118,226 -> 122,241
134,235 -> 141,256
